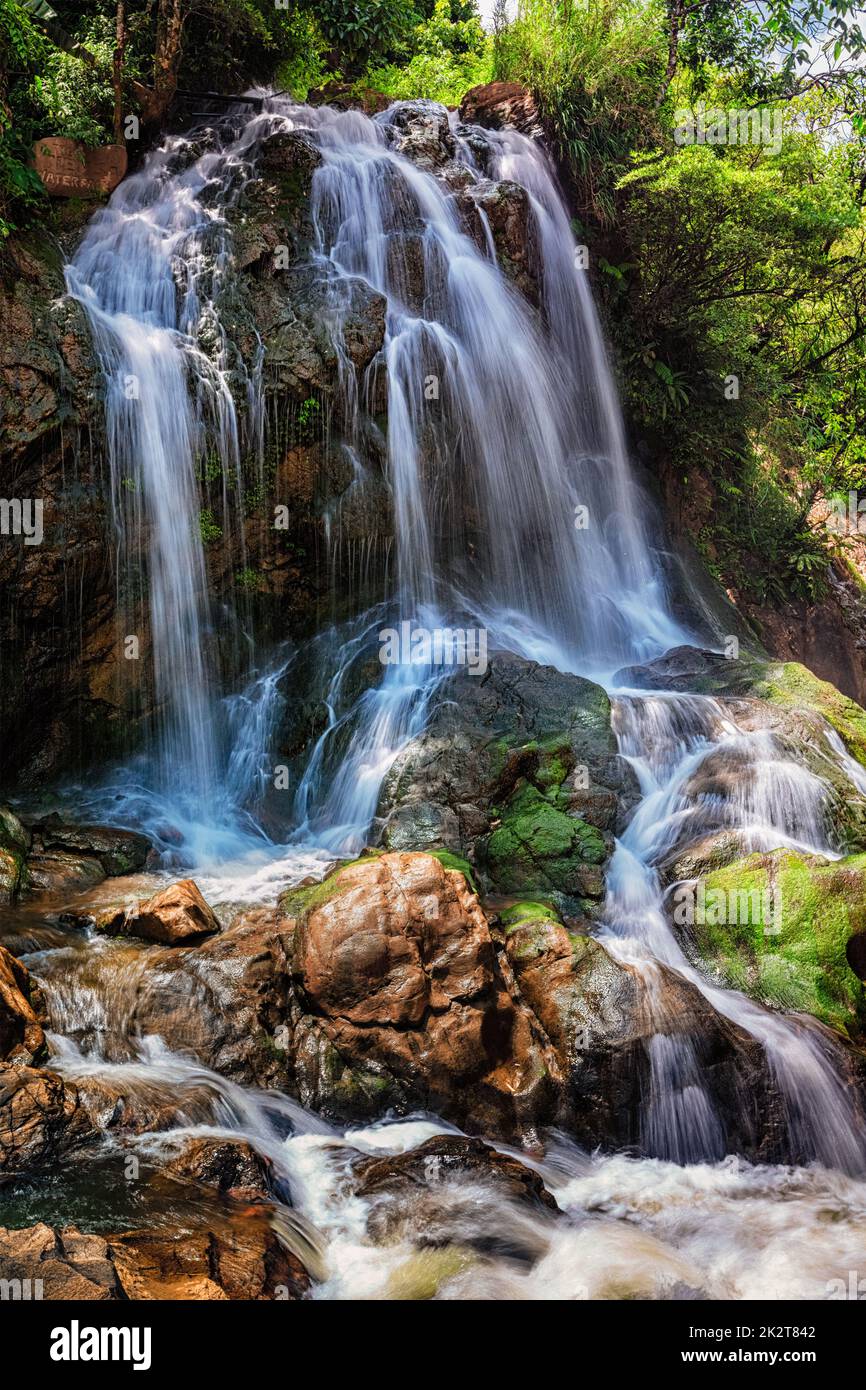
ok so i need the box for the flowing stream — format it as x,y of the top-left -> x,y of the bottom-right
7,96 -> 866,1299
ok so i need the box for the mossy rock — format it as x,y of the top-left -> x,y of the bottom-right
754,662 -> 866,770
278,849 -> 384,918
694,849 -> 866,1039
426,849 -> 477,893
481,782 -> 607,903
0,808 -> 29,904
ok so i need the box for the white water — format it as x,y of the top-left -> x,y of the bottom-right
26,95 -> 866,1296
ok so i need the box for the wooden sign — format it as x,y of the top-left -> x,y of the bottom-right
33,137 -> 128,198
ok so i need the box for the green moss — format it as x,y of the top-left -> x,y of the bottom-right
198,507 -> 223,545
278,849 -> 384,918
427,849 -> 478,893
500,898 -> 562,931
757,662 -> 866,769
697,849 -> 866,1038
483,782 -> 606,899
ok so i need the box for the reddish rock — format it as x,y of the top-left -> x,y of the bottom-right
291,852 -> 560,1133
96,878 -> 221,944
0,943 -> 45,1063
459,82 -> 543,138
0,1065 -> 95,1171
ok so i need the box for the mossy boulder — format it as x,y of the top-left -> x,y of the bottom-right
480,783 -> 607,906
691,849 -> 866,1039
0,807 -> 30,904
379,653 -> 635,903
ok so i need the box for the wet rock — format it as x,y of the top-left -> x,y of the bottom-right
0,1066 -> 95,1171
459,83 -> 543,139
693,848 -> 866,1041
94,878 -> 221,945
616,646 -> 866,772
0,807 -> 29,904
500,901 -> 778,1155
256,263 -> 387,402
109,1217 -> 309,1300
352,1133 -> 558,1215
0,944 -> 45,1063
464,179 -> 540,303
162,1136 -> 272,1199
286,851 -> 560,1135
23,851 -> 106,897
379,653 -> 637,911
661,830 -> 752,883
383,101 -> 457,171
0,1224 -> 120,1299
25,816 -> 151,877
0,1217 -> 309,1300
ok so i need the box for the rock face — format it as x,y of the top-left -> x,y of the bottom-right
0,1065 -> 95,1171
693,849 -> 866,1041
287,851 -> 559,1134
0,807 -> 29,903
0,944 -> 45,1064
459,82 -> 543,139
499,900 -> 777,1157
378,653 -> 636,914
0,1218 -> 308,1300
94,878 -> 221,944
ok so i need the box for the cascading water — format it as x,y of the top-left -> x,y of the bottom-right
13,93 -> 866,1300
601,691 -> 866,1173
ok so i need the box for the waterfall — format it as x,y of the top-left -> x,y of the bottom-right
58,95 -> 866,1189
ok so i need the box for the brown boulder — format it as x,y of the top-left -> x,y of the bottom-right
0,1217 -> 309,1301
353,1133 -> 558,1215
95,878 -> 221,944
109,1216 -> 309,1300
0,1065 -> 95,1171
0,1224 -> 120,1300
162,1136 -> 272,1199
0,943 -> 45,1063
459,82 -> 543,138
291,852 -> 560,1134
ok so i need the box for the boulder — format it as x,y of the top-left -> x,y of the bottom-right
25,816 -> 151,877
691,849 -> 866,1041
500,901 -> 778,1156
0,1224 -> 120,1300
459,83 -> 543,139
378,653 -> 636,912
352,1133 -> 558,1216
0,944 -> 45,1063
0,1065 -> 95,1171
94,879 -> 221,944
161,1136 -> 272,1199
0,1217 -> 309,1301
23,851 -> 106,897
286,851 -> 559,1135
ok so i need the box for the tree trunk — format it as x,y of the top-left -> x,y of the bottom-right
113,0 -> 126,143
148,0 -> 184,123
